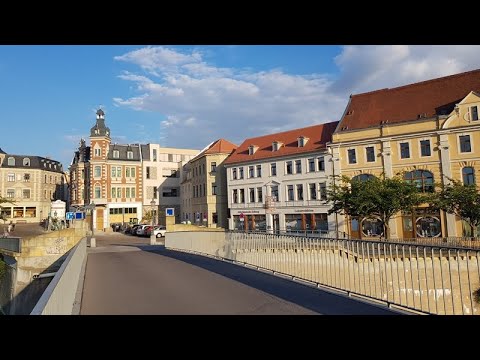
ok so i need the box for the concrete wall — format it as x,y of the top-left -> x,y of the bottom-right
166,231 -> 480,315
31,238 -> 86,315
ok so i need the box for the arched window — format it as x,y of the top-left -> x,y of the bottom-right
462,167 -> 475,185
352,174 -> 376,182
7,157 -> 15,166
23,158 -> 30,166
404,170 -> 434,192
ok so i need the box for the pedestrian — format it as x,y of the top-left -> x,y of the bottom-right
7,224 -> 12,233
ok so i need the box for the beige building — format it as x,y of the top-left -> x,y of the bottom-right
0,148 -> 67,224
180,139 -> 237,228
142,145 -> 199,225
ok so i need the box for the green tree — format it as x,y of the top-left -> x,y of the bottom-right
141,209 -> 154,224
327,175 -> 426,239
0,196 -> 14,233
433,180 -> 480,238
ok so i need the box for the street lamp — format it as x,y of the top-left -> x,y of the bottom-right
86,201 -> 96,247
150,198 -> 156,245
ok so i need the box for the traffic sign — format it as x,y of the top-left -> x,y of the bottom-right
66,212 -> 75,220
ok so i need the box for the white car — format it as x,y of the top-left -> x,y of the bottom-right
136,224 -> 150,236
153,226 -> 167,238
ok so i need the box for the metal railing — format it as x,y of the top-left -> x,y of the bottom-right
166,231 -> 480,315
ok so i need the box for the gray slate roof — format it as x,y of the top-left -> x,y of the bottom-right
1,154 -> 64,173
107,144 -> 142,161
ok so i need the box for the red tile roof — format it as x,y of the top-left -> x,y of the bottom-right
224,121 -> 339,165
336,68 -> 480,132
192,139 -> 237,161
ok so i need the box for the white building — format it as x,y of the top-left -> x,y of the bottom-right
141,145 -> 199,225
223,122 -> 339,234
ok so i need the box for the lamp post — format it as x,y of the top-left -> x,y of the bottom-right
150,198 -> 156,245
87,201 -> 96,247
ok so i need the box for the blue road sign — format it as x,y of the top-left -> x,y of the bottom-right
66,212 -> 75,220
75,212 -> 85,220
166,208 -> 175,217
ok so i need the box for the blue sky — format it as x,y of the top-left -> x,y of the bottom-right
1,45 -> 479,169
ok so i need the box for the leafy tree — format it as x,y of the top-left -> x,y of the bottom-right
141,209 -> 155,224
433,180 -> 480,238
0,197 -> 14,232
327,174 -> 426,239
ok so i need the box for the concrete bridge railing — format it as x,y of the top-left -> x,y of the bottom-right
30,238 -> 87,315
165,231 -> 480,315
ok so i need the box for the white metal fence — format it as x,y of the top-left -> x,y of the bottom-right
166,231 -> 480,315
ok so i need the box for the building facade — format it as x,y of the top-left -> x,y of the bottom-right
142,145 -> 198,226
224,122 -> 338,234
330,69 -> 480,239
0,148 -> 66,223
180,139 -> 237,228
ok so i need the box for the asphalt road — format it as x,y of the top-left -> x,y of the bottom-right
80,233 -> 397,315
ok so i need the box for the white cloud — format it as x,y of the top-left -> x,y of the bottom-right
113,45 -> 480,149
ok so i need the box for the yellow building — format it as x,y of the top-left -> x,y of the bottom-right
330,69 -> 480,239
180,139 -> 237,228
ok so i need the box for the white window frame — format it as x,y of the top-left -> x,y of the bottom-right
113,150 -> 120,159
347,148 -> 357,164
398,140 -> 412,160
365,145 -> 376,163
418,138 -> 432,158
458,133 -> 474,154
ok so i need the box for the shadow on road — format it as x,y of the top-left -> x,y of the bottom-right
135,245 -> 397,315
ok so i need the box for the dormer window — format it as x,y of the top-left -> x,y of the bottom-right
272,141 -> 282,152
7,157 -> 15,166
23,158 -> 30,166
297,136 -> 309,147
127,151 -> 133,159
248,145 -> 258,155
113,150 -> 120,159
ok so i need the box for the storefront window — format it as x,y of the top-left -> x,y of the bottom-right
416,216 -> 441,237
285,214 -> 302,231
314,213 -> 328,232
361,217 -> 383,237
233,215 -> 245,230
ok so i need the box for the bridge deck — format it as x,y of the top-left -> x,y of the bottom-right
80,233 -> 397,315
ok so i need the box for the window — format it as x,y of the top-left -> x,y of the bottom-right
249,188 -> 255,202
45,174 -> 47,183
463,167 -> 475,185
7,157 -> 15,166
319,182 -> 327,200
7,189 -> 14,198
81,169 -> 85,179
163,188 -> 178,197
153,149 -> 157,161
318,156 -> 325,171
400,142 -> 410,159
286,161 -> 293,175
308,158 -> 315,172
233,189 -> 238,203
23,158 -> 30,166
202,164 -> 205,174
94,166 -> 101,177
168,154 -> 174,162
126,187 -> 131,198
239,167 -> 244,179
366,146 -> 375,162
113,150 -> 119,159
287,185 -> 294,201
153,186 -> 158,198
352,174 -> 375,182
348,149 -> 357,164
212,184 -> 217,195
111,166 -> 117,178
232,168 -> 237,180
127,151 -> 133,159
249,166 -> 254,178
309,183 -> 317,200
420,140 -> 431,157
296,184 -> 303,201
94,148 -> 101,157
95,186 -> 101,198
131,167 -> 136,178
126,167 -> 130,177
257,187 -> 263,203
460,135 -> 472,153
272,142 -> 279,151
239,189 -> 245,203
471,106 -> 479,121
404,170 -> 434,192
111,187 -> 117,198
211,162 -> 217,172
271,163 -> 277,176
7,173 -> 15,182
256,165 -> 261,177
248,146 -> 255,155
298,137 -> 305,147
295,160 -> 302,174
271,185 -> 279,201
146,166 -> 151,179
23,173 -> 30,182
131,187 -> 136,198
